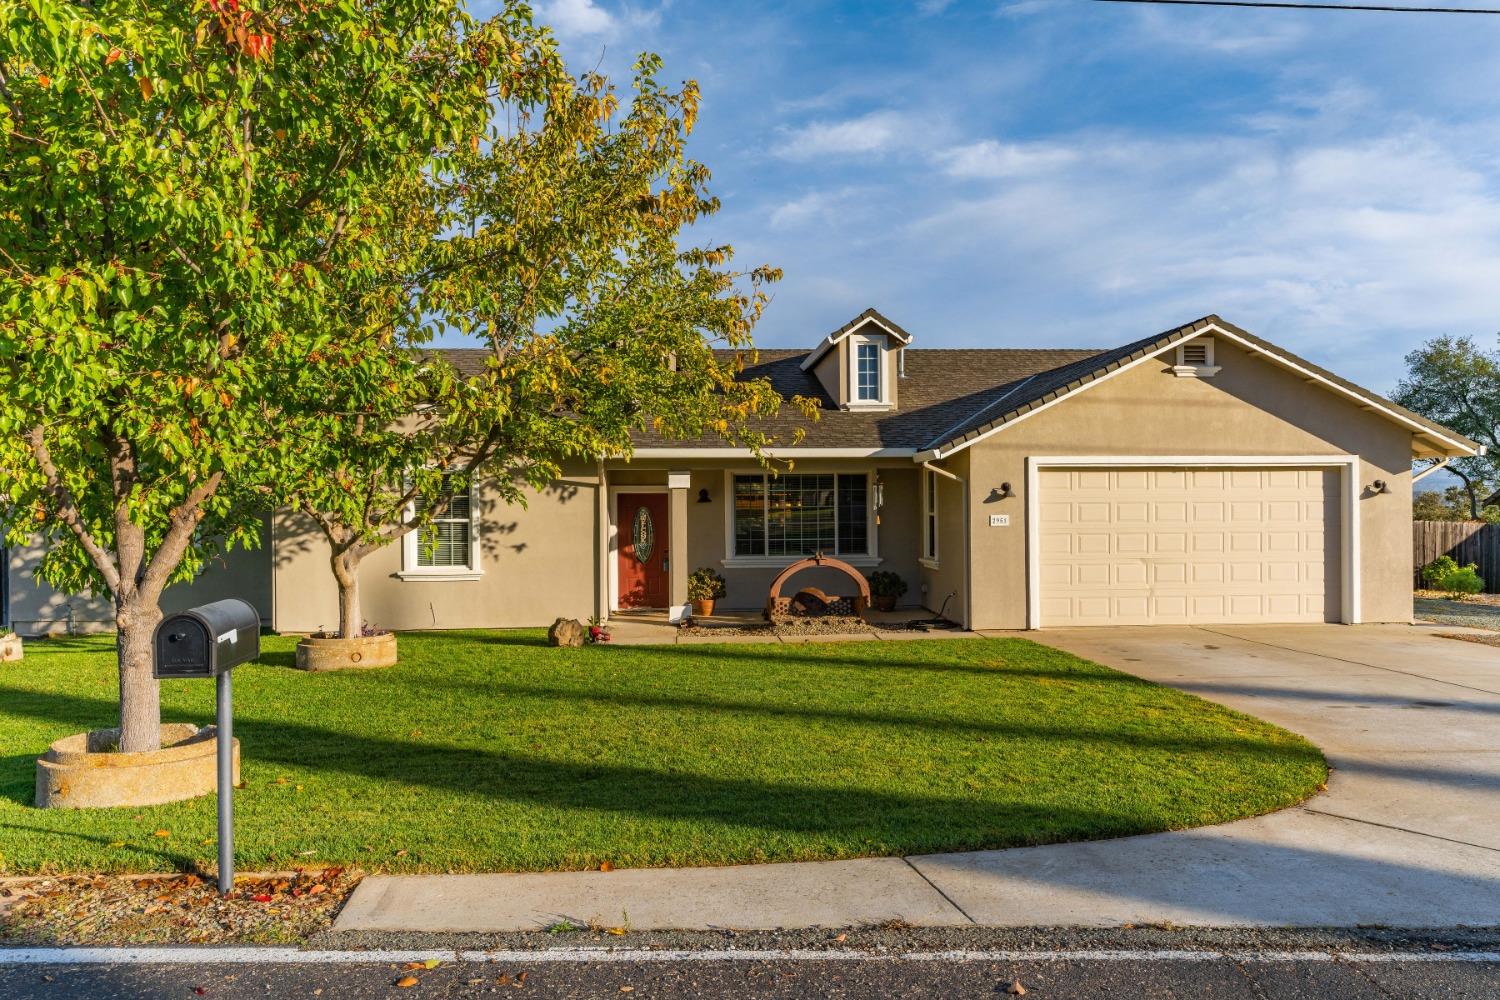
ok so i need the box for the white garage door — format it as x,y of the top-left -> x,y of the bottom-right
1038,467 -> 1339,626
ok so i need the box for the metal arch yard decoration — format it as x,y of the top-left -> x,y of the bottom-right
765,552 -> 871,621
632,505 -> 655,563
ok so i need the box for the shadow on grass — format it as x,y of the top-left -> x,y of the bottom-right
0,683 -> 1320,851
406,675 -> 1317,761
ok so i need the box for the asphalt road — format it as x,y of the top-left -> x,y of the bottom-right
3,955 -> 1498,999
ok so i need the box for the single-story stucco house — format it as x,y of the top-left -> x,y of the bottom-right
4,311 -> 1480,635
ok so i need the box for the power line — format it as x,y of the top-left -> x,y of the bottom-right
1092,0 -> 1500,13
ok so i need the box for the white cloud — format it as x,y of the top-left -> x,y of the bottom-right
905,123 -> 1500,383
773,111 -> 915,160
937,139 -> 1077,178
537,0 -> 616,37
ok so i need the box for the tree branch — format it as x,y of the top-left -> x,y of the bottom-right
27,425 -> 123,594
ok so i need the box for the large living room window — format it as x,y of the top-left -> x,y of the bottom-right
400,474 -> 481,579
732,473 -> 870,558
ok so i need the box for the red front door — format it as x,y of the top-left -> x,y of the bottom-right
617,493 -> 669,609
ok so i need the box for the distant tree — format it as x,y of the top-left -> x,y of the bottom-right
1392,336 -> 1500,519
1413,485 -> 1500,523
0,1 -> 508,751
284,53 -> 805,638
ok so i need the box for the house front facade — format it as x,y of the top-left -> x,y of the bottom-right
5,310 -> 1479,635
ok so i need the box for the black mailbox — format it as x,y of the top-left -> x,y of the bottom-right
153,599 -> 260,679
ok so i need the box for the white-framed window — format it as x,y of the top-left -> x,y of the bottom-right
922,469 -> 939,564
855,343 -> 880,401
846,335 -> 889,406
400,473 -> 482,579
731,472 -> 870,558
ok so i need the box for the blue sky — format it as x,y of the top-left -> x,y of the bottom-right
492,0 -> 1500,393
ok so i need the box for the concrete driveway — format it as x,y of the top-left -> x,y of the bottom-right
911,623 -> 1500,926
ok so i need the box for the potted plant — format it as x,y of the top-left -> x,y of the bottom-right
0,628 -> 21,662
688,567 -> 728,618
588,616 -> 612,643
867,570 -> 908,612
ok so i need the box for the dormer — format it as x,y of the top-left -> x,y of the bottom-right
800,308 -> 913,412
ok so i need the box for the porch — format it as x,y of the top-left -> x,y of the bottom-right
601,462 -> 936,622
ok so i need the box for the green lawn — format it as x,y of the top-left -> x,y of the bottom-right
0,632 -> 1325,875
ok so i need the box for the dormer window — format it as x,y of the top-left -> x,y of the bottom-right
1171,337 -> 1221,378
856,343 -> 880,401
846,333 -> 891,408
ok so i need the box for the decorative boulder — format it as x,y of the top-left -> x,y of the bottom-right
0,633 -> 22,662
548,617 -> 586,648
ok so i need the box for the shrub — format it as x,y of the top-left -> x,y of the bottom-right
688,567 -> 727,601
867,570 -> 909,598
1439,565 -> 1485,597
1421,555 -> 1459,588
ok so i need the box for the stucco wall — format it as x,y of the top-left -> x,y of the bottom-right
271,464 -> 601,633
961,340 -> 1415,630
6,518 -> 274,636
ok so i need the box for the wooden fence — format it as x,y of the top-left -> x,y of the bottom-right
1413,520 -> 1500,592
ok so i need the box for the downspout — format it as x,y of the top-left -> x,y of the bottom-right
922,461 -> 971,631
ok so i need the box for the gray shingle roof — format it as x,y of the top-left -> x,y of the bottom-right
433,313 -> 1481,457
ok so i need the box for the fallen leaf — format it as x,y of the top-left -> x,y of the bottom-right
395,849 -> 409,857
834,933 -> 847,943
108,841 -> 126,848
619,988 -> 634,994
496,974 -> 511,985
517,972 -> 528,984
153,829 -> 171,838
606,926 -> 625,936
394,975 -> 419,989
1007,979 -> 1027,996
308,883 -> 327,895
252,893 -> 272,903
422,959 -> 441,970
193,988 -> 206,996
598,861 -> 613,872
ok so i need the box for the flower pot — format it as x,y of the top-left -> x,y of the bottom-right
35,724 -> 237,809
874,594 -> 898,612
691,598 -> 716,618
0,634 -> 22,661
295,632 -> 398,671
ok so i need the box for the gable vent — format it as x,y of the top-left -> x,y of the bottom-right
1172,338 -> 1221,378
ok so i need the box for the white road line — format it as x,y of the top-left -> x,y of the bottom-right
1,947 -> 1498,966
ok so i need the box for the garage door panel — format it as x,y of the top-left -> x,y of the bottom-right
1039,465 -> 1338,626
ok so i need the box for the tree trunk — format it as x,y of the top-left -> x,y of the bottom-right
332,549 -> 363,639
115,597 -> 163,752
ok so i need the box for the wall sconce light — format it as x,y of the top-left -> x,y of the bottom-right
1368,480 -> 1391,495
987,482 -> 1015,502
697,488 -> 711,503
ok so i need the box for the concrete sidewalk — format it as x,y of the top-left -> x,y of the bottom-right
335,624 -> 1500,933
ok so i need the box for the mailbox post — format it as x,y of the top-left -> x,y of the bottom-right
153,599 -> 260,895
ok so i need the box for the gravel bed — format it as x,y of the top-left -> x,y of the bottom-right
0,868 -> 359,946
1435,631 -> 1500,648
680,616 -> 875,637
1414,597 -> 1500,631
